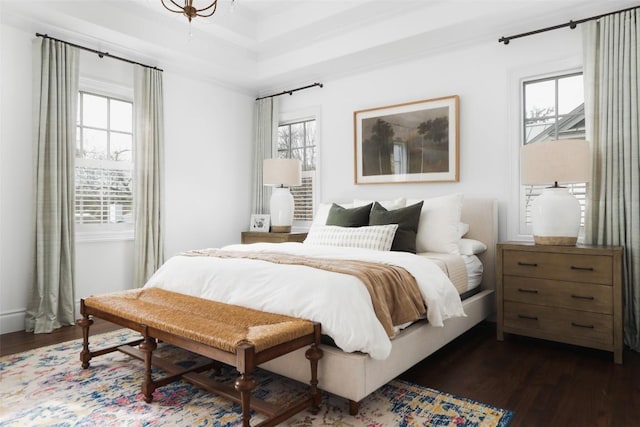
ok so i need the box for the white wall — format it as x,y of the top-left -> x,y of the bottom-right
0,23 -> 254,333
278,29 -> 583,243
0,24 -> 34,334
163,71 -> 254,256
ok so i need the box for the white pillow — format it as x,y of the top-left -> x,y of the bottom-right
304,224 -> 398,251
458,238 -> 487,255
407,193 -> 463,254
312,202 -> 353,226
457,222 -> 470,238
353,198 -> 406,210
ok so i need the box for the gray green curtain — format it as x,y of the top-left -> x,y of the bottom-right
25,38 -> 79,333
251,97 -> 279,215
583,9 -> 639,351
133,65 -> 164,287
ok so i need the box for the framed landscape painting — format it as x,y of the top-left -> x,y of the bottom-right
354,95 -> 459,184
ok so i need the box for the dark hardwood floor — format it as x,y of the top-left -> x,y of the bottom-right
1,321 -> 638,426
399,323 -> 640,427
0,319 -> 120,356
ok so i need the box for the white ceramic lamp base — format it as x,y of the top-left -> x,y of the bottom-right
531,187 -> 581,245
270,187 -> 294,233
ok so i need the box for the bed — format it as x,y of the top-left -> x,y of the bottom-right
144,196 -> 498,414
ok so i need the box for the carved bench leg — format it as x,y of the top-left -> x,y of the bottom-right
235,373 -> 257,427
77,300 -> 94,369
235,343 -> 257,427
306,323 -> 324,413
139,332 -> 157,403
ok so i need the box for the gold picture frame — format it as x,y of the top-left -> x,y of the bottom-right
354,95 -> 459,184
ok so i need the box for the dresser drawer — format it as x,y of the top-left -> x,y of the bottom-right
504,301 -> 613,348
503,276 -> 613,314
503,250 -> 613,285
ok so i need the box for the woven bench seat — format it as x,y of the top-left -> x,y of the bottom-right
78,288 -> 322,427
83,288 -> 315,353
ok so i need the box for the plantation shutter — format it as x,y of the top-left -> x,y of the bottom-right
291,173 -> 314,221
75,160 -> 133,224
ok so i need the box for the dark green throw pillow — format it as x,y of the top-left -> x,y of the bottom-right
325,203 -> 372,227
369,201 -> 423,253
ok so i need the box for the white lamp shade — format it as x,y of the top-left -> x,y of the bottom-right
521,139 -> 591,185
263,158 -> 302,187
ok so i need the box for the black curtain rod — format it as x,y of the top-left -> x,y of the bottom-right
256,82 -> 323,101
499,5 -> 639,45
36,33 -> 163,72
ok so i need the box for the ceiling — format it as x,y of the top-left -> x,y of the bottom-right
2,0 -> 637,95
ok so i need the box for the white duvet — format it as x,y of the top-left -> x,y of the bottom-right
144,242 -> 466,360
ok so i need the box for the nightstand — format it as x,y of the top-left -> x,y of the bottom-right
241,231 -> 307,244
497,242 -> 624,364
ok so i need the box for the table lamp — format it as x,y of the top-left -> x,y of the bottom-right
263,158 -> 302,233
521,139 -> 590,245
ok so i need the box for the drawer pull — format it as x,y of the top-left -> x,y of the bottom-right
571,266 -> 594,271
517,262 -> 538,267
571,294 -> 595,301
518,288 -> 539,294
571,322 -> 595,329
518,314 -> 538,321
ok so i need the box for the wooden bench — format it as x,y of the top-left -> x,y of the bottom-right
77,288 -> 322,427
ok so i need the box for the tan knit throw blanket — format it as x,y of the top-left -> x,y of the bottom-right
182,249 -> 427,337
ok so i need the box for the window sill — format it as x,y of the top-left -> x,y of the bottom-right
76,230 -> 134,243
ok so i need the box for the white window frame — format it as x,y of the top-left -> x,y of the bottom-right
75,78 -> 134,242
278,108 -> 320,231
506,57 -> 583,242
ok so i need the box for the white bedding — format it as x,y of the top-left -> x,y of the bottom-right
463,254 -> 484,290
144,242 -> 465,360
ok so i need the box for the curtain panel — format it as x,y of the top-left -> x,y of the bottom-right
251,97 -> 279,215
26,38 -> 79,333
583,9 -> 640,351
133,66 -> 165,287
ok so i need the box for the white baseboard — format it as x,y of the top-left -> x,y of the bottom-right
1,309 -> 26,334
1,301 -> 82,334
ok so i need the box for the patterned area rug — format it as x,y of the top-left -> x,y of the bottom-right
0,329 -> 513,426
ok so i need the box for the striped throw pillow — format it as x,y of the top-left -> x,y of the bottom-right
304,224 -> 398,251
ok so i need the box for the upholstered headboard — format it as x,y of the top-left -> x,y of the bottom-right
460,198 -> 498,292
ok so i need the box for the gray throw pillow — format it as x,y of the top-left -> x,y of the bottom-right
325,203 -> 372,227
369,201 -> 423,253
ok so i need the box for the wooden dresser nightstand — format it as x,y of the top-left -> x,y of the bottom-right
497,242 -> 624,364
241,231 -> 307,244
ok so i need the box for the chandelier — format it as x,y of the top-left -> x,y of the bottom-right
160,0 -> 218,22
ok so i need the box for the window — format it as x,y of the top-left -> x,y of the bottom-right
75,91 -> 133,234
277,119 -> 316,221
520,72 -> 586,234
